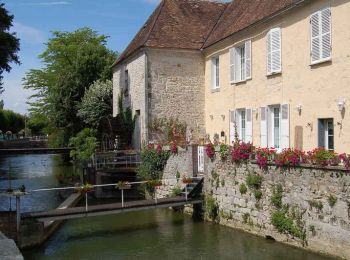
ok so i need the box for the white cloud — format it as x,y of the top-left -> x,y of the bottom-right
20,1 -> 71,6
1,78 -> 32,114
12,22 -> 46,45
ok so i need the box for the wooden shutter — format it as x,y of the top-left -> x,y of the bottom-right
281,104 -> 290,149
260,107 -> 267,147
198,146 -> 204,173
318,120 -> 325,148
246,108 -> 253,143
267,28 -> 281,74
321,8 -> 331,60
311,11 -> 321,63
230,48 -> 236,83
311,7 -> 331,64
245,40 -> 252,79
229,110 -> 236,145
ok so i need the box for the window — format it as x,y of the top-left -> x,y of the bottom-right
230,40 -> 251,83
318,119 -> 334,150
212,57 -> 220,89
229,109 -> 253,144
260,104 -> 289,150
124,69 -> 129,96
239,110 -> 246,143
267,28 -> 282,75
310,7 -> 331,64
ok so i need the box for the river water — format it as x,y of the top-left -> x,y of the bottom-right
0,154 -> 334,260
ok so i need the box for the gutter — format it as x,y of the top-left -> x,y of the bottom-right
202,0 -> 308,51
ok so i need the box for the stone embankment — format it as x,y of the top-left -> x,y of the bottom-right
0,232 -> 23,260
204,159 -> 350,259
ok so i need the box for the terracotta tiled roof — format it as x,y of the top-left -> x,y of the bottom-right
113,0 -> 228,66
203,0 -> 302,48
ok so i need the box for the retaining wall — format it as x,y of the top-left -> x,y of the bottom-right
204,159 -> 350,259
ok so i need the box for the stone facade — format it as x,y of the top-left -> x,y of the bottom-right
156,147 -> 195,199
113,48 -> 206,147
113,51 -> 147,147
147,49 -> 205,131
204,158 -> 350,259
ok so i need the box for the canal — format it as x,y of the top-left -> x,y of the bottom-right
0,154 -> 334,260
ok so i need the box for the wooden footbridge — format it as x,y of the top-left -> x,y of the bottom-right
1,177 -> 204,238
23,196 -> 202,222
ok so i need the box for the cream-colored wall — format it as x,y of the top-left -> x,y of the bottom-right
204,0 -> 350,153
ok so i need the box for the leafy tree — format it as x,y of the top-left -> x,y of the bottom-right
0,109 -> 24,133
77,79 -> 112,129
27,113 -> 49,135
0,100 -> 3,109
23,28 -> 117,144
69,128 -> 97,165
0,3 -> 20,92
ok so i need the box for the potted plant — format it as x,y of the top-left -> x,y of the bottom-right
116,181 -> 131,190
75,183 -> 94,193
182,175 -> 193,184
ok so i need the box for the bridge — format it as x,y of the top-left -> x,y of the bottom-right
23,196 -> 202,222
0,147 -> 72,155
0,176 -> 204,247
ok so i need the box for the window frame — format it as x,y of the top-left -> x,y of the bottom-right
310,7 -> 332,65
212,57 -> 220,90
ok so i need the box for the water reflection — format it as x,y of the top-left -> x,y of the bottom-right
0,154 -> 73,212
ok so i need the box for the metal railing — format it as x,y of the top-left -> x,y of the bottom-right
0,176 -> 203,235
93,151 -> 141,170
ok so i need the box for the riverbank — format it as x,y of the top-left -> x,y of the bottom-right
0,232 -> 23,260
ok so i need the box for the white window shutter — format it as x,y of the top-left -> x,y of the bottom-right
246,108 -> 253,143
229,110 -> 236,145
281,104 -> 290,149
245,40 -> 252,79
229,48 -> 236,83
271,28 -> 281,73
321,8 -> 331,60
260,107 -> 267,148
310,11 -> 321,63
267,31 -> 272,75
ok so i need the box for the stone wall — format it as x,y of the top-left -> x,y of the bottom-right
157,146 -> 195,199
147,49 -> 205,134
204,159 -> 350,259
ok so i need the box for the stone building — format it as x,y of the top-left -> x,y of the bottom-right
113,0 -> 350,153
112,0 -> 227,148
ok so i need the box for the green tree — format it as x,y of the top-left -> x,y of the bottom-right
0,3 -> 20,92
23,28 -> 117,144
27,113 -> 49,135
69,128 -> 97,165
0,109 -> 24,133
77,79 -> 112,130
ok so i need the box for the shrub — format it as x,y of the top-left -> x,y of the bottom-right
69,128 -> 97,164
231,142 -> 255,163
309,200 -> 323,211
271,184 -> 283,209
219,143 -> 230,161
205,143 -> 215,160
239,183 -> 247,194
339,153 -> 350,170
170,141 -> 178,155
137,144 -> 170,193
255,148 -> 276,169
274,148 -> 306,167
328,195 -> 337,207
254,190 -> 263,200
246,174 -> 263,190
307,148 -> 337,167
271,210 -> 305,241
171,186 -> 182,197
205,195 -> 219,221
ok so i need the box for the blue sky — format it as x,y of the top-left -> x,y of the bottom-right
1,0 -> 160,114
